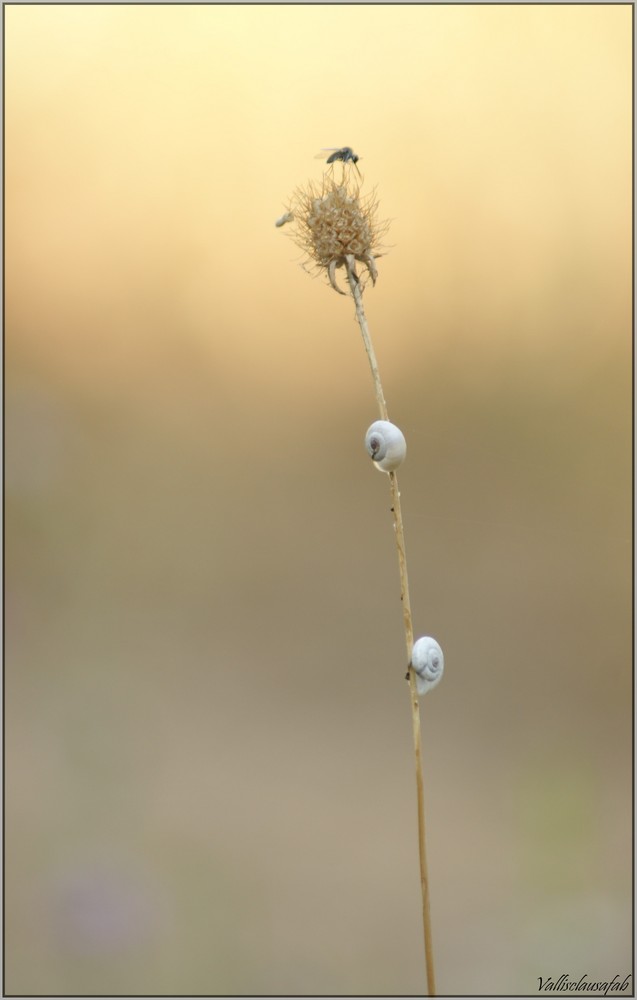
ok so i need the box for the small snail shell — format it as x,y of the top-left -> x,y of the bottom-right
411,637 -> 444,696
275,211 -> 294,228
365,420 -> 407,473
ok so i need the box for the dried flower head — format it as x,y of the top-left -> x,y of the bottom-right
280,176 -> 389,294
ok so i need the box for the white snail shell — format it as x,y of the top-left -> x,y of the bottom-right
411,637 -> 444,696
365,420 -> 407,473
275,211 -> 294,228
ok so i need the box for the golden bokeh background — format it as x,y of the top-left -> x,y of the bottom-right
5,4 -> 632,996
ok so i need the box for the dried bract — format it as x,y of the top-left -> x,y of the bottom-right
280,176 -> 389,294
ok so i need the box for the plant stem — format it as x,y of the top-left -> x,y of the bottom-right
345,257 -> 436,996
345,259 -> 388,422
391,472 -> 436,997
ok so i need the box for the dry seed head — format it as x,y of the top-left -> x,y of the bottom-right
282,176 -> 389,293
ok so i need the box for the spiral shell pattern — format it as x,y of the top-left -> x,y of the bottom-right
365,420 -> 407,473
411,637 -> 444,696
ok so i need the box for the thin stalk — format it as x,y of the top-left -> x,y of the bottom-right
345,257 -> 436,996
346,259 -> 388,422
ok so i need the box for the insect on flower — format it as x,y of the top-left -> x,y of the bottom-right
315,146 -> 362,178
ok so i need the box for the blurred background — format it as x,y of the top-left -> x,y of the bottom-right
5,4 -> 632,996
